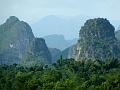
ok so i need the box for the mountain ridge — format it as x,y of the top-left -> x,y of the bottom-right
74,18 -> 120,60
43,34 -> 78,50
0,16 -> 51,66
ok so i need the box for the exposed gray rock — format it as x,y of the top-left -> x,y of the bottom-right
49,48 -> 61,63
115,30 -> 120,41
62,45 -> 75,59
0,16 -> 51,65
74,18 -> 120,60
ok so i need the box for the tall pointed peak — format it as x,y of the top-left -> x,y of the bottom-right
6,16 -> 19,24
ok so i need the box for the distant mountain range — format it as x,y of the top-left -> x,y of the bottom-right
43,34 -> 78,50
1,15 -> 120,65
31,15 -> 90,39
31,15 -> 120,40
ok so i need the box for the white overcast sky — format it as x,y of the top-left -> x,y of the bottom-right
0,0 -> 120,24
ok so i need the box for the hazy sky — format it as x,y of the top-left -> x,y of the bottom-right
0,0 -> 120,23
0,0 -> 120,38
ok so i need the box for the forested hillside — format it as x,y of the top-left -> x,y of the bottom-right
0,58 -> 120,90
0,17 -> 120,90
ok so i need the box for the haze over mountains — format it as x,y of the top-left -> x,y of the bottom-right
31,15 -> 120,56
1,16 -> 120,66
31,15 -> 120,52
31,15 -> 91,39
31,15 -> 120,40
1,15 -> 120,90
43,34 -> 77,50
1,1 -> 120,89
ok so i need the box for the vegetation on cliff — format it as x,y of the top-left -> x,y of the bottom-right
75,18 -> 120,60
0,16 -> 51,65
0,17 -> 120,90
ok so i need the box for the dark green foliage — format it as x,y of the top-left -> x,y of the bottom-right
0,58 -> 120,90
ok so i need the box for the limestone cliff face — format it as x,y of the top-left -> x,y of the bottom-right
62,45 -> 75,59
74,18 -> 120,60
22,38 -> 52,66
0,16 -> 51,65
49,46 -> 75,63
49,48 -> 61,63
115,30 -> 120,41
33,38 -> 52,64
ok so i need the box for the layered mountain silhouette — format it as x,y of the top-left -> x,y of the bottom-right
0,16 -> 120,65
31,15 -> 120,39
43,34 -> 77,50
31,15 -> 89,39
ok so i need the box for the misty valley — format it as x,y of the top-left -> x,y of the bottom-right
0,16 -> 120,90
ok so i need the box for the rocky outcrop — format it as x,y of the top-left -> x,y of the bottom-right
49,48 -> 61,63
62,45 -> 75,59
0,16 -> 51,65
115,30 -> 120,41
22,38 -> 52,66
33,38 -> 52,64
74,18 -> 120,60
49,46 -> 75,63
